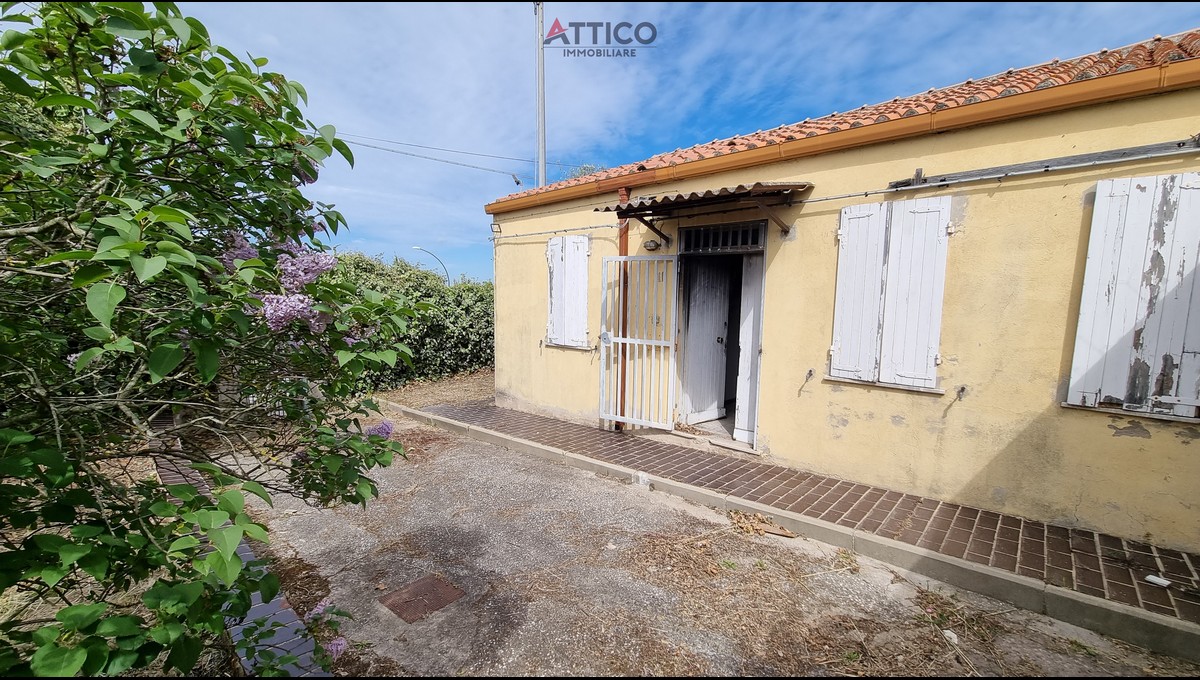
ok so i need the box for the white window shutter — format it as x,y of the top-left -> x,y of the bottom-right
546,237 -> 565,345
563,235 -> 590,347
878,196 -> 951,389
1069,172 -> 1200,413
830,202 -> 889,380
1068,178 -> 1133,406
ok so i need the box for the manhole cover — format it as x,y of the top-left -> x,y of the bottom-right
379,574 -> 465,623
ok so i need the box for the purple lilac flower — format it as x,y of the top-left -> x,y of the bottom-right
66,351 -> 81,365
278,250 -> 337,293
322,636 -> 348,660
342,334 -> 360,348
366,420 -> 394,439
259,293 -> 318,332
220,232 -> 259,271
304,597 -> 331,623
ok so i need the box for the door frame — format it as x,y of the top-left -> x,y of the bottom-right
673,221 -> 768,449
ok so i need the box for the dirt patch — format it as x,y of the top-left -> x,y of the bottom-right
374,368 -> 494,409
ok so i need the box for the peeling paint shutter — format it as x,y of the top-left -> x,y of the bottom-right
1069,172 -> 1200,414
546,235 -> 589,348
546,237 -> 566,345
831,202 -> 888,380
563,235 -> 590,347
878,197 -> 951,389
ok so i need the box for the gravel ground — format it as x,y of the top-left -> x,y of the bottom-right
250,412 -> 1199,677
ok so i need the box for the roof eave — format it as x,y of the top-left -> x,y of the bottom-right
485,57 -> 1200,216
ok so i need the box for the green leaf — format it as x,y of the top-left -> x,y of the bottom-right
217,124 -> 246,154
104,650 -> 139,675
40,565 -> 69,588
32,625 -> 60,647
206,549 -> 242,585
149,621 -> 184,645
103,336 -> 135,353
102,15 -> 151,39
70,525 -> 104,539
30,644 -> 87,677
317,123 -> 336,144
74,347 -> 104,372
147,343 -> 185,383
241,522 -> 268,542
80,636 -> 110,676
166,636 -> 202,674
130,255 -> 167,283
85,282 -> 126,328
335,350 -> 356,367
72,263 -> 112,287
190,339 -> 219,384
331,137 -> 355,167
56,603 -> 106,631
78,553 -> 109,580
378,349 -> 398,367
156,241 -> 197,266
216,489 -> 244,515
208,525 -> 242,560
259,573 -> 280,603
96,616 -> 143,638
84,115 -> 115,134
149,500 -> 177,517
37,250 -> 94,264
58,543 -> 91,566
126,109 -> 162,132
83,326 -> 112,341
166,535 -> 199,554
241,480 -> 272,506
0,66 -> 36,97
166,16 -> 191,45
36,94 -> 96,110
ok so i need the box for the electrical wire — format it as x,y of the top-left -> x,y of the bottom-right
340,132 -> 585,169
343,139 -> 533,185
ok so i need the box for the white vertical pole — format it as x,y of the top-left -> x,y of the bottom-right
535,2 -> 546,187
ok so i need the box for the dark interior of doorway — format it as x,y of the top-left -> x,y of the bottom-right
690,254 -> 742,440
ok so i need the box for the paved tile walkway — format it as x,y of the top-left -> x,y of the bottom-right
155,458 -> 329,677
427,399 -> 1200,625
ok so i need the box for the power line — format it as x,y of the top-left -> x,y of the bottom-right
343,139 -> 532,185
340,132 -> 584,169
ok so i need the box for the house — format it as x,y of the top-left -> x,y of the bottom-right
484,31 -> 1200,553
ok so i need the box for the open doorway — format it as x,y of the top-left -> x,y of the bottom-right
678,222 -> 766,448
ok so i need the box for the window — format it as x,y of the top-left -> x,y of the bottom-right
1068,172 -> 1200,418
829,196 -> 952,390
546,235 -> 590,348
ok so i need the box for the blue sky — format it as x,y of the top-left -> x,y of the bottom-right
181,2 -> 1200,281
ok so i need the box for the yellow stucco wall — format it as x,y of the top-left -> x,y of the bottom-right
491,88 -> 1200,550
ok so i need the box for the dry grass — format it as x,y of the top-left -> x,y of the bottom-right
373,368 -> 494,409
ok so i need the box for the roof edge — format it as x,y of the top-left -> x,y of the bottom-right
486,57 -> 1200,216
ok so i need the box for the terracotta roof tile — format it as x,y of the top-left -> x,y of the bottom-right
494,29 -> 1200,206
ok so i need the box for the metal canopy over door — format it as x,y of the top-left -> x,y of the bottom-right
681,258 -> 731,424
599,256 -> 678,429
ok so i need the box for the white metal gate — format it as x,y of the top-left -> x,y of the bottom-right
599,256 -> 677,428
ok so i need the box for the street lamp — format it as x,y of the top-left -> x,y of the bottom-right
412,246 -> 450,284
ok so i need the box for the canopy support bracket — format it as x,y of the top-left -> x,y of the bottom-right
632,215 -> 672,247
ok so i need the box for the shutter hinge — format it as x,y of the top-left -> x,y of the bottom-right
835,229 -> 843,242
934,353 -> 943,366
829,345 -> 836,356
946,222 -> 956,236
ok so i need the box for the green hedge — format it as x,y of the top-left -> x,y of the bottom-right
330,252 -> 494,389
